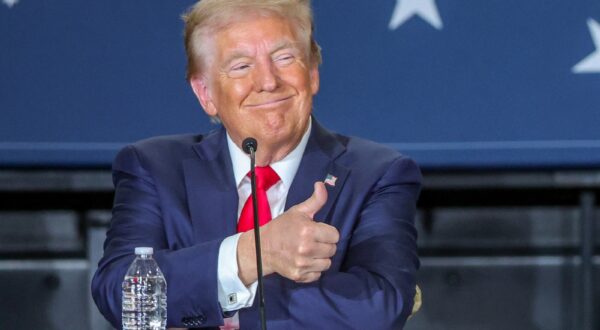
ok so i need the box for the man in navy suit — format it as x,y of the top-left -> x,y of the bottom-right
92,0 -> 421,329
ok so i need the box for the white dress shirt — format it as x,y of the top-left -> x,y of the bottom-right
217,120 -> 312,313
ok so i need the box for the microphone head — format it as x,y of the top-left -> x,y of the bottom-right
242,137 -> 258,154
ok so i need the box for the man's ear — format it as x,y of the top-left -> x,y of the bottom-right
190,76 -> 218,117
310,66 -> 320,95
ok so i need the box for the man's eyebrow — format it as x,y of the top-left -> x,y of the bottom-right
221,50 -> 251,69
270,40 -> 302,55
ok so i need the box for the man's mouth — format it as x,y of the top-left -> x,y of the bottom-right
245,95 -> 293,108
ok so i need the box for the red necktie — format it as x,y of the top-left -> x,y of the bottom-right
237,166 -> 281,233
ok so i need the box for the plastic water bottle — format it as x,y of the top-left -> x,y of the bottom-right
122,247 -> 167,330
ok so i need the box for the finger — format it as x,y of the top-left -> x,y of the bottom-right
295,271 -> 322,283
312,242 -> 337,259
313,222 -> 340,244
291,256 -> 331,274
307,257 -> 332,273
301,241 -> 337,259
295,181 -> 328,218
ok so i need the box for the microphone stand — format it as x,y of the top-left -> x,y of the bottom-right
245,139 -> 267,330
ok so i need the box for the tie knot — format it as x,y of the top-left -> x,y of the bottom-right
249,166 -> 280,190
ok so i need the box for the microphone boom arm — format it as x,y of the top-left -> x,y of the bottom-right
244,137 -> 267,330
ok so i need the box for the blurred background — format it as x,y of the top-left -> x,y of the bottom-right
1,0 -> 599,329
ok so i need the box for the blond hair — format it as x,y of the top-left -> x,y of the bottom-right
182,0 -> 322,79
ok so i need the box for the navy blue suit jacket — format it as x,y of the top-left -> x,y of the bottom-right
92,119 -> 421,329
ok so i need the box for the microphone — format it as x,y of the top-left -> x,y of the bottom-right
242,137 -> 257,155
241,137 -> 267,330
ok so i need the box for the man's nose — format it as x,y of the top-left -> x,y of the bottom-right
253,60 -> 278,92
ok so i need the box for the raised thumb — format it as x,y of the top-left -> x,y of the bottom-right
296,181 -> 328,218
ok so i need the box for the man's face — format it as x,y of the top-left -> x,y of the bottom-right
191,15 -> 319,160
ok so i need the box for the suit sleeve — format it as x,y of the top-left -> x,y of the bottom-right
280,156 -> 421,329
91,145 -> 226,329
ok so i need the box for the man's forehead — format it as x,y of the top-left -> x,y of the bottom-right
195,15 -> 311,74
213,16 -> 299,46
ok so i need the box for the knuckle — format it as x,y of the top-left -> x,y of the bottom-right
300,224 -> 314,238
297,243 -> 313,256
297,244 -> 307,255
291,271 -> 303,282
294,257 -> 307,268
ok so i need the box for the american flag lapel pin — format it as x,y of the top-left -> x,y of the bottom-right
324,174 -> 337,187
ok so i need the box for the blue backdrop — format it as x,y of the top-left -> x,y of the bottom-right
1,0 -> 599,168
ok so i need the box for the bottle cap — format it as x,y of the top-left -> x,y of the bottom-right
134,247 -> 154,255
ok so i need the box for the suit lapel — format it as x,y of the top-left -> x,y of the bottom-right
182,120 -> 350,241
285,120 -> 350,222
183,127 -> 238,243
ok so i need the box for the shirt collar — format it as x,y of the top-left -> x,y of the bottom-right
227,119 -> 312,189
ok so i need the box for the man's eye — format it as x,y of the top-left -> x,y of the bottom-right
275,54 -> 295,66
228,63 -> 251,77
231,63 -> 250,71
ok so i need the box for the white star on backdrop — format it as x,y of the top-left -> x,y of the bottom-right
2,0 -> 19,8
573,18 -> 600,74
389,0 -> 443,30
